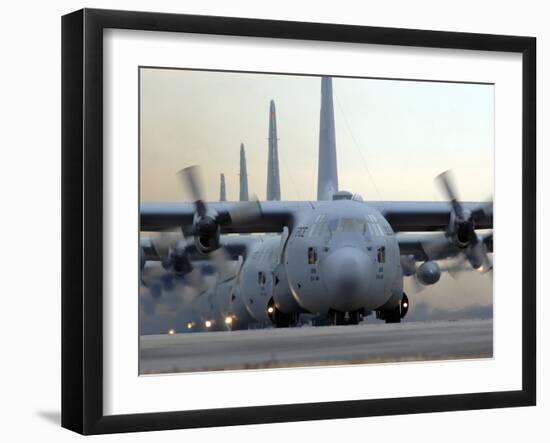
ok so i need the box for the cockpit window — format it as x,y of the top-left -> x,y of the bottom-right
309,214 -> 329,237
309,214 -> 391,237
329,218 -> 368,233
366,214 -> 385,237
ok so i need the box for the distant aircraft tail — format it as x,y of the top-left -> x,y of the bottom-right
219,173 -> 226,201
317,77 -> 339,201
267,100 -> 281,200
239,143 -> 249,201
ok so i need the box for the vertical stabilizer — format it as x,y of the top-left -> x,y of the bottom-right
267,100 -> 281,200
220,173 -> 227,201
239,143 -> 249,201
317,77 -> 339,200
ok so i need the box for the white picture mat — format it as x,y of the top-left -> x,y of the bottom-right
103,29 -> 523,416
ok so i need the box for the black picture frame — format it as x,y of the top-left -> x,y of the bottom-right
62,8 -> 536,435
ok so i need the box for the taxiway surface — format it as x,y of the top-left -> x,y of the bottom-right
140,318 -> 492,374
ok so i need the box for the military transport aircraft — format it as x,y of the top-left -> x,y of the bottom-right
140,77 -> 493,330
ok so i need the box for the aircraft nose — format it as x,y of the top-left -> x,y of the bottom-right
322,246 -> 371,309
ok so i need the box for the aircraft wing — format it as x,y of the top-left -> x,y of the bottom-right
141,201 -> 313,234
396,231 -> 493,261
141,200 -> 492,235
370,201 -> 492,232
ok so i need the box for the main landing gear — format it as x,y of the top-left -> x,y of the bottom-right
376,293 -> 410,324
267,303 -> 298,328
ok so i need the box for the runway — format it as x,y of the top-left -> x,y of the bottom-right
139,318 -> 493,374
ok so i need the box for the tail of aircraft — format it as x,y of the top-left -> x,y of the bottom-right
219,173 -> 226,201
267,100 -> 281,201
317,76 -> 339,201
239,143 -> 249,201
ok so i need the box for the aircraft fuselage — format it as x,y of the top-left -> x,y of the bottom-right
285,199 -> 403,316
232,199 -> 404,324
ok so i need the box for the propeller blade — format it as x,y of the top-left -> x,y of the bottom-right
482,232 -> 493,253
177,165 -> 207,216
407,274 -> 425,294
440,256 -> 468,279
468,241 -> 493,273
151,232 -> 175,258
435,170 -> 464,219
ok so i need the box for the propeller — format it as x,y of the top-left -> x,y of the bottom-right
422,170 -> 493,270
140,230 -> 207,301
141,165 -> 259,313
408,273 -> 426,294
442,234 -> 493,279
177,165 -> 261,253
178,165 -> 259,297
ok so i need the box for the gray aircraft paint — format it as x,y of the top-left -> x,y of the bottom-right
219,173 -> 226,201
284,200 -> 403,315
234,232 -> 301,322
239,143 -> 249,201
317,77 -> 339,201
267,100 -> 281,200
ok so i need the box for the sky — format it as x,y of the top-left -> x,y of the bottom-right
139,68 -> 494,334
140,68 -> 494,203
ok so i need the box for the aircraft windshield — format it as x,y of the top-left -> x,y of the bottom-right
309,215 -> 386,237
330,218 -> 368,234
309,215 -> 329,237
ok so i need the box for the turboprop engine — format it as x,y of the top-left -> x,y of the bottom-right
179,165 -> 261,254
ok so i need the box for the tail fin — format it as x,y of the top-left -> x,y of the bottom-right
317,77 -> 338,201
219,173 -> 227,201
239,143 -> 249,201
267,100 -> 281,200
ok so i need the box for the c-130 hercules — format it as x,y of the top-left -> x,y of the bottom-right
140,76 -> 493,330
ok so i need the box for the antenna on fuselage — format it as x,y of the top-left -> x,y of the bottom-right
317,76 -> 339,201
267,100 -> 281,201
239,143 -> 249,201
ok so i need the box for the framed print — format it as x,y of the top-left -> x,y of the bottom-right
61,8 -> 536,435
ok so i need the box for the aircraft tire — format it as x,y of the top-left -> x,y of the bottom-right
384,307 -> 401,324
272,308 -> 295,328
348,309 -> 362,325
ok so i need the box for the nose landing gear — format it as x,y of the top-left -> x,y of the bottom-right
328,308 -> 365,325
328,309 -> 346,325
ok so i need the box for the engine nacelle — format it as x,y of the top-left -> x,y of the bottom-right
193,216 -> 221,254
416,261 -> 441,285
449,210 -> 473,249
170,247 -> 193,277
